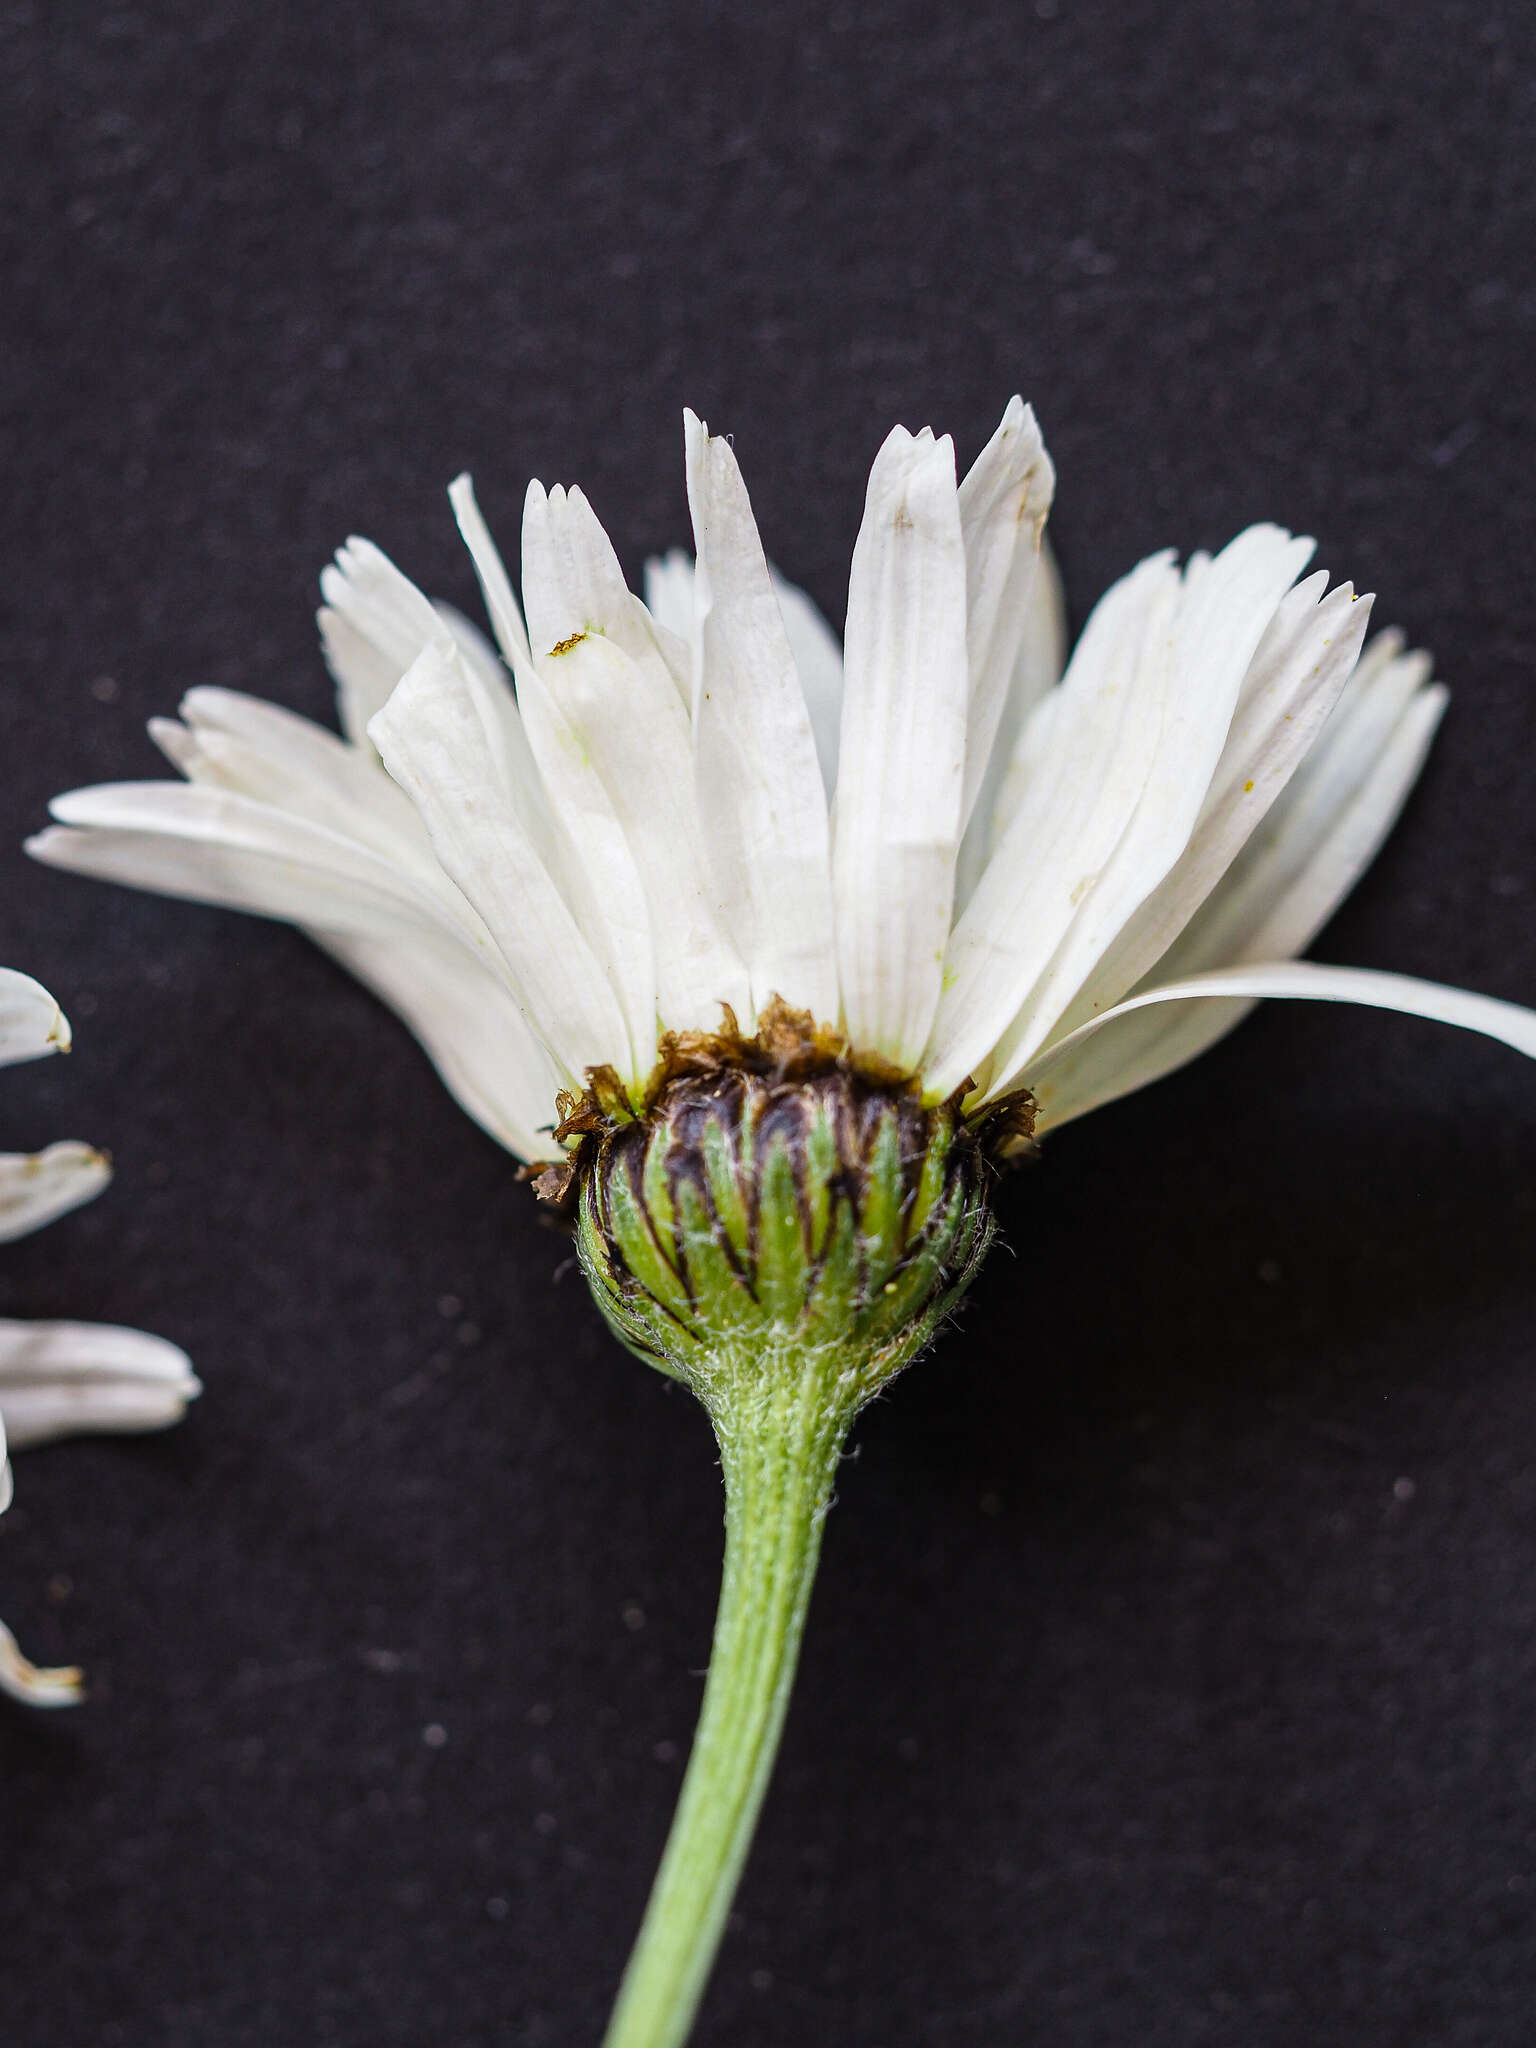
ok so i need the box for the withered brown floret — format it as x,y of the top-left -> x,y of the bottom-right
523,997 -> 1036,1211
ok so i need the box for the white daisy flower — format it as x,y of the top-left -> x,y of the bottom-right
27,402 -> 1536,2046
0,968 -> 199,1708
28,401 -> 1534,1145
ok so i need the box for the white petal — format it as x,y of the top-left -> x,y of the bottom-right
770,565 -> 845,799
923,551 -> 1181,1100
444,494 -> 632,918
447,475 -> 537,675
317,925 -> 562,1160
0,970 -> 70,1067
645,549 -> 847,800
29,784 -> 481,944
1028,650 -> 1449,1129
154,689 -> 444,874
1051,571 -> 1373,1034
317,527 -> 570,883
164,668 -> 566,1149
955,529 -> 1068,909
432,600 -> 513,689
931,527 -> 1317,1098
448,486 -> 644,907
0,1143 -> 111,1245
956,397 -> 1056,828
512,662 -> 659,1067
1174,648 -> 1444,974
834,426 -> 970,1069
175,683 -> 400,787
1012,532 -> 1069,721
643,548 -> 698,643
521,481 -> 689,710
521,485 -> 761,1055
370,641 -> 631,1084
1018,959 -> 1536,1132
318,538 -> 447,745
37,714 -> 564,1150
0,1620 -> 82,1708
0,1406 -> 81,1705
1007,529 -> 1318,1058
529,627 -> 750,1037
0,1319 -> 199,1450
684,411 -> 838,1022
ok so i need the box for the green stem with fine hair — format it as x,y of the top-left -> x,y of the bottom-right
601,1343 -> 858,2048
575,1045 -> 1001,2044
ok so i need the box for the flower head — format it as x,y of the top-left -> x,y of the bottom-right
29,400 -> 1536,1160
0,968 -> 199,1707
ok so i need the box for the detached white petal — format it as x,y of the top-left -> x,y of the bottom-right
0,1319 -> 199,1450
0,985 -> 196,1711
834,426 -> 970,1069
685,411 -> 838,1023
0,1142 -> 110,1245
0,969 -> 70,1068
0,1620 -> 82,1708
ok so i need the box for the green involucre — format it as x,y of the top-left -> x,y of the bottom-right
573,1064 -> 997,1409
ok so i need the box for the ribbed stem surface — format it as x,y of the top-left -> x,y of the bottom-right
601,1345 -> 854,2048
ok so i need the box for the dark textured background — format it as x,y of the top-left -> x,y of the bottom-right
3,2 -> 1535,2042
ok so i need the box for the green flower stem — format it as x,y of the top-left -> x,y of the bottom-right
602,1341 -> 858,2048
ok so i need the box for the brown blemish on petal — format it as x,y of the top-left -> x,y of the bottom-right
548,632 -> 588,657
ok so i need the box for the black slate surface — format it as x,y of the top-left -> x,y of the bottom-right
3,3 -> 1536,2043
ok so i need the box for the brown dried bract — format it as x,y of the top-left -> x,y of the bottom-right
527,995 -> 1037,1207
647,996 -> 873,1100
979,1087 -> 1039,1161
